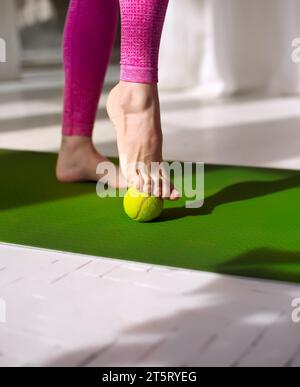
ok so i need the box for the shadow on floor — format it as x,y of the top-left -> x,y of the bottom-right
0,106 -> 110,133
0,80 -> 115,110
39,267 -> 299,367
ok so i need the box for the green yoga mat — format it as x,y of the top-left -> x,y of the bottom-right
1,149 -> 300,283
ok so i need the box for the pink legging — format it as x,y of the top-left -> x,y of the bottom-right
62,0 -> 169,137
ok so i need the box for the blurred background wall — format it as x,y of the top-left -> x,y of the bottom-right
1,0 -> 300,96
0,0 -> 21,80
16,0 -> 69,66
160,0 -> 300,95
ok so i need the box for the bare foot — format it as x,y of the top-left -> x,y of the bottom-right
56,136 -> 126,188
107,81 -> 179,200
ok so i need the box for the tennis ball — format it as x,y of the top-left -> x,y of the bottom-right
123,187 -> 163,222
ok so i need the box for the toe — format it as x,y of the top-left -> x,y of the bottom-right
170,187 -> 180,201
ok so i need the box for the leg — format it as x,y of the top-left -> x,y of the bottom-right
107,0 -> 179,199
57,0 -> 123,185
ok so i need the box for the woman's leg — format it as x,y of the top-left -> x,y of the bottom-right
57,0 -> 120,184
107,0 -> 179,199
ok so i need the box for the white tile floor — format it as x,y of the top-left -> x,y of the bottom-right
1,243 -> 300,367
0,67 -> 300,367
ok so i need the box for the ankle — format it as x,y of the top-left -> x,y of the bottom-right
117,81 -> 159,113
61,136 -> 93,152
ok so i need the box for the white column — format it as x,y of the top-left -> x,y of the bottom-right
159,0 -> 223,94
159,0 -> 206,90
0,0 -> 21,81
211,0 -> 283,94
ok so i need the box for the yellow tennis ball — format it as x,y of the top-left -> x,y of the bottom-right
123,187 -> 164,222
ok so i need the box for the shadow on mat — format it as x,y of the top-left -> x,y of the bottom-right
160,174 -> 300,222
0,150 -> 97,211
2,149 -> 300,215
215,248 -> 300,284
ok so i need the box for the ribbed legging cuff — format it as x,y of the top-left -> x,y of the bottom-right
62,123 -> 94,137
120,64 -> 158,84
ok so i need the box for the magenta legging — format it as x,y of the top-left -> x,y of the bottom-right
62,0 -> 169,137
